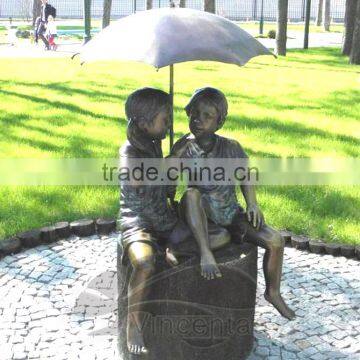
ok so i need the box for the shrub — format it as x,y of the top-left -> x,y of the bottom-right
16,30 -> 31,39
268,29 -> 276,39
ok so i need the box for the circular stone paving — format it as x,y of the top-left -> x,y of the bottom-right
0,234 -> 359,360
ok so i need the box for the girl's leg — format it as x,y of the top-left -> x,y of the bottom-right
126,242 -> 156,355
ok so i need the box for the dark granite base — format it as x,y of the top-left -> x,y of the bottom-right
117,242 -> 258,360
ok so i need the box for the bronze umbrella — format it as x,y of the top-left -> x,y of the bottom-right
77,7 -> 273,149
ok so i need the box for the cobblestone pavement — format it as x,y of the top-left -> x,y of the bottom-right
0,234 -> 359,360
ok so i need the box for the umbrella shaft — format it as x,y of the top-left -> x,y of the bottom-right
169,64 -> 174,151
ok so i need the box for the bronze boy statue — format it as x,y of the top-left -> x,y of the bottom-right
118,88 -> 230,355
169,87 -> 295,320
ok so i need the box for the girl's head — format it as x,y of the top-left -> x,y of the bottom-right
185,87 -> 228,138
48,15 -> 54,22
125,88 -> 171,140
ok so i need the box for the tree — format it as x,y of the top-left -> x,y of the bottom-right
179,0 -> 186,7
316,0 -> 323,26
84,0 -> 92,44
350,0 -> 360,64
146,0 -> 153,10
204,0 -> 215,13
323,0 -> 331,31
32,0 -> 41,26
276,0 -> 288,56
342,0 -> 357,55
102,0 -> 112,29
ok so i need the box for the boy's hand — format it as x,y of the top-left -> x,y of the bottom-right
246,204 -> 264,230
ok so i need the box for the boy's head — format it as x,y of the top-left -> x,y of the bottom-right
125,88 -> 171,140
185,87 -> 228,138
48,15 -> 54,22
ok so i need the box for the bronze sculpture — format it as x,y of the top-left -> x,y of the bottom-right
118,87 -> 295,357
169,87 -> 295,321
118,88 -> 232,355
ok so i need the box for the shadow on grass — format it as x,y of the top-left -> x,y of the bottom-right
254,48 -> 360,74
0,186 -> 119,239
0,111 -> 126,157
0,79 -> 128,105
225,114 -> 359,156
225,89 -> 360,121
260,185 -> 360,242
0,88 -> 120,123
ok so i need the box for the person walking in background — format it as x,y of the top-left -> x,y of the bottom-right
34,0 -> 56,50
46,15 -> 57,50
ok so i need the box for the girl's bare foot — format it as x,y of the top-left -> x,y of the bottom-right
127,313 -> 149,355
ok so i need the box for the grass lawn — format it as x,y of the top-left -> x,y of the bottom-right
0,47 -> 359,244
238,21 -> 344,34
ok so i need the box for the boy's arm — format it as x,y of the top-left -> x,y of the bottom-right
240,182 -> 264,230
233,141 -> 264,229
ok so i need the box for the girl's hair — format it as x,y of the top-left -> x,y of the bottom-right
125,87 -> 170,125
185,87 -> 228,129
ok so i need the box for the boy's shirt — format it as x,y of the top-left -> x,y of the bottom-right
171,133 -> 248,226
118,131 -> 178,235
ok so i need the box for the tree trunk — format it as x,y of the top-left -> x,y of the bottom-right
146,0 -> 153,10
350,0 -> 360,64
179,0 -> 186,7
102,0 -> 112,29
32,0 -> 41,26
276,0 -> 289,56
323,0 -> 331,31
342,0 -> 357,55
204,0 -> 216,13
316,0 -> 323,26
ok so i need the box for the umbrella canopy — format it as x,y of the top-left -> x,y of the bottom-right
79,7 -> 273,68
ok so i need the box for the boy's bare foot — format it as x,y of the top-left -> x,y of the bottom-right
165,248 -> 179,267
200,251 -> 222,280
264,291 -> 296,320
127,314 -> 149,355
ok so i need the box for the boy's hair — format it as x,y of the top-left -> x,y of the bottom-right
185,87 -> 228,129
125,87 -> 170,125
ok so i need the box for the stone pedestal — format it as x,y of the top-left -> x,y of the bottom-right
117,242 -> 258,360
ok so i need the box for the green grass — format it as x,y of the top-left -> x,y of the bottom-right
238,21 -> 344,34
0,48 -> 359,244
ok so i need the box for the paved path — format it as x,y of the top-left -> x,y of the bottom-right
0,234 -> 359,360
0,31 -> 343,60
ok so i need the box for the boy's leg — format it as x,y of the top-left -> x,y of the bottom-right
127,242 -> 156,355
244,224 -> 295,320
179,188 -> 223,280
